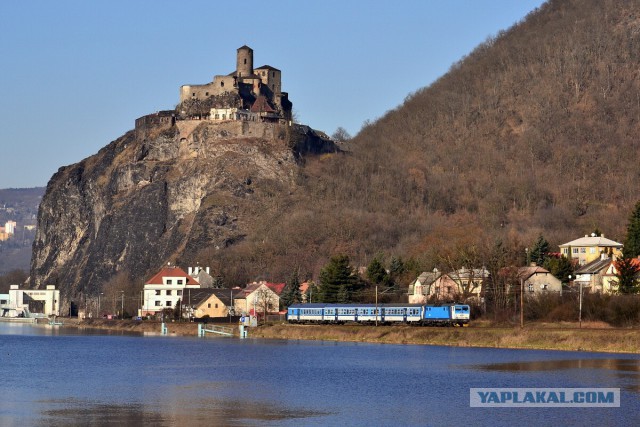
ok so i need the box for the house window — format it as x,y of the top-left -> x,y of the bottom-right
215,303 -> 218,308
166,290 -> 172,296
155,301 -> 161,306
541,284 -> 548,290
166,280 -> 172,285
177,290 -> 182,296
528,284 -> 534,292
207,303 -> 211,308
155,290 -> 161,296
177,280 -> 183,285
573,248 -> 579,254
580,248 -> 586,253
166,301 -> 172,307
590,248 -> 596,254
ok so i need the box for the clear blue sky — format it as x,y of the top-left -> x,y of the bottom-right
0,0 -> 546,188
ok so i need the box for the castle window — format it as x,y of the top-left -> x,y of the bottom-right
221,81 -> 224,87
272,72 -> 275,77
205,92 -> 209,96
244,58 -> 247,64
192,93 -> 196,97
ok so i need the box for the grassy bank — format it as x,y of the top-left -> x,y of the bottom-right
66,319 -> 639,354
250,323 -> 640,354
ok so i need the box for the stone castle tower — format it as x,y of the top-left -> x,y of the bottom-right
236,45 -> 253,78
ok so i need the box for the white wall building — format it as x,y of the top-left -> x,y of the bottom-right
1,285 -> 60,317
5,220 -> 16,234
140,265 -> 200,317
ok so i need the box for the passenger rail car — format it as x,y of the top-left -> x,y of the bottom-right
287,303 -> 470,326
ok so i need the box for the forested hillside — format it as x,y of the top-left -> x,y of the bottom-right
202,0 -> 640,283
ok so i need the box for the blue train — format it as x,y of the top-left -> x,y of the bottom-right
287,303 -> 470,326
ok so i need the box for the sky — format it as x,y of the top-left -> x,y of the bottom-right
0,0 -> 546,188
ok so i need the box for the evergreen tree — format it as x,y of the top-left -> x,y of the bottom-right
624,201 -> 640,258
366,257 -> 388,285
614,257 -> 640,294
529,235 -> 550,266
543,256 -> 574,284
281,270 -> 302,307
336,285 -> 350,303
319,255 -> 358,303
389,256 -> 405,278
305,282 -> 319,303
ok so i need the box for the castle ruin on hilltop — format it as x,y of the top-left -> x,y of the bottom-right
135,45 -> 293,137
179,45 -> 292,122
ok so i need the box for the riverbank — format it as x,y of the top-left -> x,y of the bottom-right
65,318 -> 640,354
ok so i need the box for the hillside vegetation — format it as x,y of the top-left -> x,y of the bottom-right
28,0 -> 640,301
208,0 -> 640,283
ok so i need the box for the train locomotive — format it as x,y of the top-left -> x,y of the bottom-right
286,303 -> 470,326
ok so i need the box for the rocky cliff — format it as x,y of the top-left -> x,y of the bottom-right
29,119 -> 336,306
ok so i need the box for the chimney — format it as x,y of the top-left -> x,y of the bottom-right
188,267 -> 193,275
206,267 -> 210,274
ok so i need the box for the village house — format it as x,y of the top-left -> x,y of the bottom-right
409,267 -> 488,303
181,288 -> 242,319
233,281 -> 281,317
573,254 -> 614,293
515,265 -> 563,295
559,234 -> 623,266
140,265 -> 200,317
599,257 -> 640,294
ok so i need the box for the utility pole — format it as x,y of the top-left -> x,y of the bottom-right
520,278 -> 524,329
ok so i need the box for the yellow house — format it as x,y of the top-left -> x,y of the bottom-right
559,234 -> 623,266
600,257 -> 640,294
183,288 -> 242,319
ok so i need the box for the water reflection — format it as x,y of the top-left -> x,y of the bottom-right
470,358 -> 640,393
37,397 -> 326,427
473,358 -> 640,372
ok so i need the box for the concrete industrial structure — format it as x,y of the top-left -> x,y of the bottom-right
0,284 -> 60,317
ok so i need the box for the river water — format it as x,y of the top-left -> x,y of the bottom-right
0,323 -> 638,426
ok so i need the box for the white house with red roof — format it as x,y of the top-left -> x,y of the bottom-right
140,265 -> 200,317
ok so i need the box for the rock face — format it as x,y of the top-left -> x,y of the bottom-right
29,119 -> 336,306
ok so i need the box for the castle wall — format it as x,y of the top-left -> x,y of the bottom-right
135,111 -> 175,140
180,75 -> 237,103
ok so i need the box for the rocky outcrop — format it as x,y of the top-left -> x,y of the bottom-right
29,120 -> 337,307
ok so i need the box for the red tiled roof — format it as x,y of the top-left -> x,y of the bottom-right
145,266 -> 200,285
266,282 -> 285,295
250,96 -> 276,113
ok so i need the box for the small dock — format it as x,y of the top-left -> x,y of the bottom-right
198,324 -> 234,337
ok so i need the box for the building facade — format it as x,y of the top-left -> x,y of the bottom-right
559,234 -> 623,266
141,265 -> 200,317
1,284 -> 60,317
